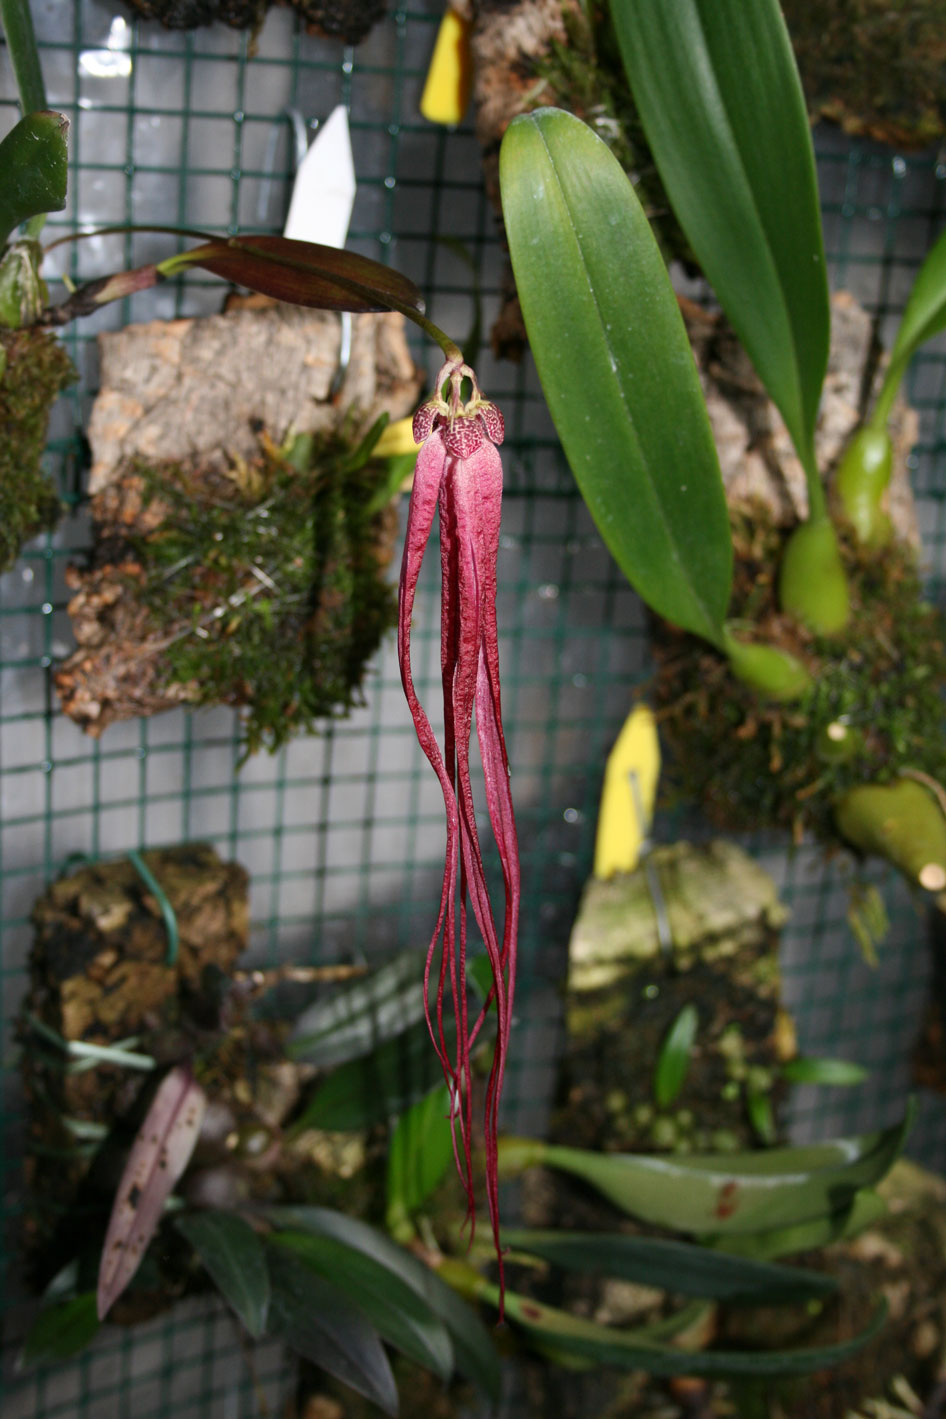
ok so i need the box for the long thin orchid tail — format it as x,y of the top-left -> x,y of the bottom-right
397,360 -> 519,1313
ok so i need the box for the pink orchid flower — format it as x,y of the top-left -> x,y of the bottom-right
398,358 -> 520,1303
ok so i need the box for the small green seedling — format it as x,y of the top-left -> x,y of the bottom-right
653,1002 -> 698,1110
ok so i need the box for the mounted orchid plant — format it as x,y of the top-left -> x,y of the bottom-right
2,0 -> 518,1300
498,0 -> 946,898
22,954 -> 505,1411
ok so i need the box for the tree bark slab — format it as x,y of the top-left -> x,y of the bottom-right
56,302 -> 421,738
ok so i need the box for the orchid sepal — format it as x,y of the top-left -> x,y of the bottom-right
398,360 -> 519,1313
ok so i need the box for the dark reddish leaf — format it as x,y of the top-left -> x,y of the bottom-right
172,235 -> 425,314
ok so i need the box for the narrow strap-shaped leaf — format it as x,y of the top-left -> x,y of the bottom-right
97,1066 -> 206,1319
0,0 -> 48,116
873,225 -> 946,427
494,1284 -> 886,1378
0,111 -> 68,248
265,1243 -> 399,1416
165,235 -> 425,316
258,1204 -> 500,1401
711,1188 -> 886,1260
174,1211 -> 270,1339
611,0 -> 829,485
500,107 -> 732,646
501,1229 -> 836,1305
654,1003 -> 698,1110
781,1057 -> 869,1087
386,1082 -> 454,1229
288,949 -> 426,1066
269,1230 -> 454,1381
292,1018 -> 456,1133
20,1294 -> 99,1367
499,1105 -> 912,1237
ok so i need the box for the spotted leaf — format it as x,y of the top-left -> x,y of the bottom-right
97,1066 -> 206,1320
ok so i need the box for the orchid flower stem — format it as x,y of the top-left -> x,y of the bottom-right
42,224 -> 216,254
0,0 -> 47,117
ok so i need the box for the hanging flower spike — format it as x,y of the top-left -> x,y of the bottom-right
398,358 -> 520,1312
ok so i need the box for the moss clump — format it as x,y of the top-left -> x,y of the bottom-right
124,0 -> 385,43
132,425 -> 401,755
653,509 -> 946,846
782,0 -> 946,146
0,327 -> 75,573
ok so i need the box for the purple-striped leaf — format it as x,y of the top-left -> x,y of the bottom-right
97,1066 -> 206,1320
167,235 -> 425,314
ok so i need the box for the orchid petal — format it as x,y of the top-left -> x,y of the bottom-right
397,376 -> 519,1312
398,432 -> 462,1095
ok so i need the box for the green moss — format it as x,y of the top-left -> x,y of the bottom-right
131,424 -> 400,756
0,327 -> 75,573
782,0 -> 946,146
653,511 -> 946,845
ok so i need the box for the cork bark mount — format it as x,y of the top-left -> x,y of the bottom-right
57,302 -> 423,751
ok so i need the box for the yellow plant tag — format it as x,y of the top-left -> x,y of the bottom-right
593,704 -> 661,879
373,416 -> 418,458
420,6 -> 473,127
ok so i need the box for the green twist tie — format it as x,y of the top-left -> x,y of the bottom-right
61,849 -> 180,967
127,849 -> 180,967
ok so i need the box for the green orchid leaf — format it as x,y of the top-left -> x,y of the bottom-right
259,1205 -> 500,1402
501,1229 -> 836,1305
654,1003 -> 699,1109
499,106 -> 732,648
781,1057 -> 869,1087
20,1293 -> 99,1367
498,1104 -> 912,1236
874,226 -> 946,425
1,0 -> 49,116
746,1083 -> 777,1146
164,235 -> 425,316
494,1284 -> 885,1378
292,1017 -> 453,1133
386,1082 -> 454,1230
364,451 -> 417,518
288,950 -> 426,1067
710,1188 -> 887,1260
270,1230 -> 454,1381
611,0 -> 829,481
265,1243 -> 398,1415
466,951 -> 496,1003
174,1211 -> 269,1339
889,224 -> 946,363
337,412 -> 390,475
0,111 -> 68,248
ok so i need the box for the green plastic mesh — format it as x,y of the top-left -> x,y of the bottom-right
0,3 -> 944,1413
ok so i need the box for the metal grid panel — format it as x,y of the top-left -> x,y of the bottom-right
0,3 -> 944,1412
